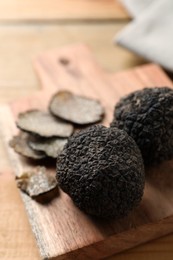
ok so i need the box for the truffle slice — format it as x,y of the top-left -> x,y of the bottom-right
56,125 -> 145,218
111,87 -> 173,165
16,166 -> 58,202
16,109 -> 74,138
9,132 -> 45,159
49,90 -> 104,125
29,136 -> 67,158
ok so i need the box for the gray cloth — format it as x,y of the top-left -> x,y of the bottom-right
117,0 -> 173,71
120,0 -> 155,17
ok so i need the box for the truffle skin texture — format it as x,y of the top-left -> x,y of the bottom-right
56,125 -> 144,218
111,87 -> 173,165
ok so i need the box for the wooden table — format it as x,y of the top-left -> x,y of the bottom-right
0,1 -> 172,259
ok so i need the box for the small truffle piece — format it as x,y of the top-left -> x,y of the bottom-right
111,87 -> 173,165
49,90 -> 104,125
56,125 -> 145,218
29,136 -> 67,158
16,109 -> 74,138
16,166 -> 58,202
9,132 -> 45,159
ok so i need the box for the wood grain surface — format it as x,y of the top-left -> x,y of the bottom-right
0,23 -> 142,86
0,0 -> 128,21
1,44 -> 173,259
0,23 -> 145,103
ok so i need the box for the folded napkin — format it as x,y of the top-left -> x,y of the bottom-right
117,0 -> 173,71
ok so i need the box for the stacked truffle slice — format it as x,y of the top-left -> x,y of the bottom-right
9,90 -> 105,201
9,90 -> 105,160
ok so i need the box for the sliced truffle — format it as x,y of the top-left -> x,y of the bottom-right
56,125 -> 145,218
16,166 -> 58,202
29,136 -> 67,158
16,109 -> 73,138
9,132 -> 45,159
111,87 -> 173,165
49,90 -> 104,125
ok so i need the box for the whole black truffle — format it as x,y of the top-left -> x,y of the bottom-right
111,87 -> 173,165
56,125 -> 144,218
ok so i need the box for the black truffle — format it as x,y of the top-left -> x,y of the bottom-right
111,87 -> 173,165
56,125 -> 144,218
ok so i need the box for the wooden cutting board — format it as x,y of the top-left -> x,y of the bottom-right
1,44 -> 173,260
